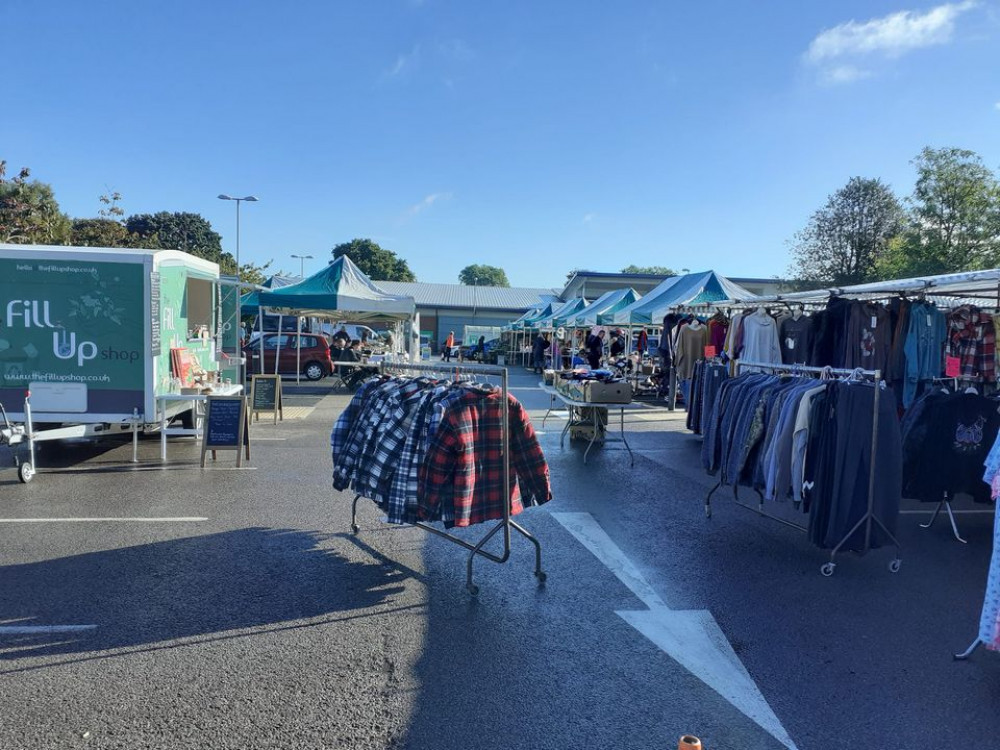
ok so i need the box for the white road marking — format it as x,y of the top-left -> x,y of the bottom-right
899,509 -> 994,514
201,467 -> 258,471
0,625 -> 97,634
553,511 -> 798,750
0,517 -> 208,523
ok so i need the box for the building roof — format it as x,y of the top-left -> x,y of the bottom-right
376,281 -> 560,310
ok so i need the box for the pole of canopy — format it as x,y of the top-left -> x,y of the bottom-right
296,314 -> 302,385
257,305 -> 265,375
275,313 -> 283,376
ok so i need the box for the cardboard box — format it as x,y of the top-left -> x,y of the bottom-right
570,424 -> 605,442
543,369 -> 556,385
566,380 -> 632,403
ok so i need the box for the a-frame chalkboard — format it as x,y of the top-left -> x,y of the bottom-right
250,374 -> 283,424
201,395 -> 251,467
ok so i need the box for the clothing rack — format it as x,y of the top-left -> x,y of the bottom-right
705,358 -> 902,576
348,360 -> 546,595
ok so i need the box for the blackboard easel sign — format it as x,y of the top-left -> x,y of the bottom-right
250,374 -> 283,424
201,395 -> 251,467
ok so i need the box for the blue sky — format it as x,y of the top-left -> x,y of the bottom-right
3,0 -> 998,288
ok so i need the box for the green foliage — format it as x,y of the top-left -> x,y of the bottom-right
885,147 -> 1000,278
620,264 -> 677,275
788,177 -> 904,286
332,238 -> 416,281
458,264 -> 510,287
0,161 -> 71,244
125,211 -> 235,273
71,191 -> 144,248
239,260 -> 273,286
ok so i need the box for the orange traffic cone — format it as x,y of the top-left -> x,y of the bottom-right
678,736 -> 702,750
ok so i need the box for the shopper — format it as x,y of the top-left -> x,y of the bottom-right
443,331 -> 455,362
585,329 -> 605,370
532,332 -> 550,374
475,335 -> 486,362
609,329 -> 626,358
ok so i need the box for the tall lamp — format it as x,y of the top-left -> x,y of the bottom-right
218,193 -> 258,385
290,253 -> 313,280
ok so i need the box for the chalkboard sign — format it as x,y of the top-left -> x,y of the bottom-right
250,374 -> 283,424
201,395 -> 250,467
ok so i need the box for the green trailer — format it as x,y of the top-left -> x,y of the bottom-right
0,244 -> 240,476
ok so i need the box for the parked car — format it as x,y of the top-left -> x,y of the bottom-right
243,333 -> 333,381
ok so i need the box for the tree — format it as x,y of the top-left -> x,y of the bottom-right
459,264 -> 509,287
71,192 -> 143,248
126,211 -> 235,273
620,264 -> 677,275
331,238 -> 416,281
788,177 -> 904,286
239,260 -> 273,286
0,161 -> 71,244
882,147 -> 1000,278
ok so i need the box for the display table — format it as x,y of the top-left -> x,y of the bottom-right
538,381 -> 569,427
157,384 -> 243,461
554,391 -> 635,466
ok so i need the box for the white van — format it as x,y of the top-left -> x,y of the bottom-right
322,323 -> 377,343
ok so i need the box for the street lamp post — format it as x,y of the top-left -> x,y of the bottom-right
290,253 -> 314,280
217,194 -> 259,282
218,193 -> 258,385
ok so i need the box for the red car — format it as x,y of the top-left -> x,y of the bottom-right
243,333 -> 334,381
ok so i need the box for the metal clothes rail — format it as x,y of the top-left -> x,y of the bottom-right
704,359 -> 902,576
348,360 -> 545,595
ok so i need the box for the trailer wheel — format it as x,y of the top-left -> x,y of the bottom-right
304,361 -> 325,381
18,461 -> 34,483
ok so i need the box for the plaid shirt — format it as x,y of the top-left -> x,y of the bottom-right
418,389 -> 551,528
354,378 -> 433,505
947,306 -> 997,383
331,377 -> 393,490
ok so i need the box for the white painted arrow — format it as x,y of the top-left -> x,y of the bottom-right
553,512 -> 797,750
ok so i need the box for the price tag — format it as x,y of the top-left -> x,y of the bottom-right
871,316 -> 877,329
927,314 -> 932,327
945,356 -> 960,378
704,345 -> 717,358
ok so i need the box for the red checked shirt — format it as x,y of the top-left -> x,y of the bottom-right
947,306 -> 997,383
418,389 -> 552,528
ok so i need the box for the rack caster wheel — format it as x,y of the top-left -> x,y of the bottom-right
535,571 -> 547,583
888,559 -> 901,573
467,584 -> 479,596
820,562 -> 836,577
351,523 -> 360,534
704,505 -> 712,519
17,462 -> 34,484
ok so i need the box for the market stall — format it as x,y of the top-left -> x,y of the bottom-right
245,256 -> 416,383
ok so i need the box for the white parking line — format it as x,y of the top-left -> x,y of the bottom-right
0,625 -> 97,634
0,517 -> 208,523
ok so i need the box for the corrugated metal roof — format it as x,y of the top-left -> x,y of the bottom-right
376,281 -> 560,310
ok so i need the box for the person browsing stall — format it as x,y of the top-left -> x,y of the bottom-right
585,329 -> 605,370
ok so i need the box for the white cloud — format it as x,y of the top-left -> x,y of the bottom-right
821,65 -> 873,85
406,192 -> 452,216
582,213 -> 596,224
805,1 -> 978,83
808,1 -> 976,62
995,101 -> 1000,111
386,45 -> 421,77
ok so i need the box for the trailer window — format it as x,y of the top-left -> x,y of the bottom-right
186,278 -> 214,339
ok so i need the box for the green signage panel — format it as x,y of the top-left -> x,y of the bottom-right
0,258 -> 145,392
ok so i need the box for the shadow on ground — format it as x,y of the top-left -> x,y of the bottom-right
0,527 -> 405,661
